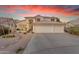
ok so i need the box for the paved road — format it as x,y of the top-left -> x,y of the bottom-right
23,33 -> 79,54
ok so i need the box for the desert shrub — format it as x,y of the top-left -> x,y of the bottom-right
2,34 -> 15,38
16,28 -> 20,31
0,25 -> 10,36
16,48 -> 24,53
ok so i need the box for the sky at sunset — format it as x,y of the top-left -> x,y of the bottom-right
0,5 -> 79,22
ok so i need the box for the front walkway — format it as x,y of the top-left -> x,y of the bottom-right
23,33 -> 79,54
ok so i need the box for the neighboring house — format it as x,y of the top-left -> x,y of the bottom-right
65,19 -> 79,28
16,19 -> 32,33
70,19 -> 79,25
24,15 -> 66,33
0,17 -> 16,33
65,22 -> 74,28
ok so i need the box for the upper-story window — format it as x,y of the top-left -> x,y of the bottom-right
51,18 -> 54,21
36,18 -> 40,22
55,18 -> 60,22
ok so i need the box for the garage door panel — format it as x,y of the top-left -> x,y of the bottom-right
33,25 -> 53,33
54,25 -> 64,33
33,25 -> 64,33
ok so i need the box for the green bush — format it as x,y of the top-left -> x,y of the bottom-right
66,26 -> 79,35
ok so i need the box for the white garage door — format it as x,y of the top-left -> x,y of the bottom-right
33,25 -> 53,33
54,25 -> 64,33
33,24 -> 64,33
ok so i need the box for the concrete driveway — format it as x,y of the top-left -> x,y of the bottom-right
23,33 -> 79,54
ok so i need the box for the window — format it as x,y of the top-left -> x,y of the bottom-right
56,18 -> 60,22
37,18 -> 40,22
51,18 -> 54,21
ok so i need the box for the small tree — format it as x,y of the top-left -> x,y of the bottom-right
0,25 -> 10,36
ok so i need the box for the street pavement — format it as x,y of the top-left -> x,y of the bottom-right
23,33 -> 79,54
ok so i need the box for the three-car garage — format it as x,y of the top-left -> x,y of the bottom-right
33,22 -> 65,33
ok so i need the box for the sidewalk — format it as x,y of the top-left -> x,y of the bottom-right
0,33 -> 33,54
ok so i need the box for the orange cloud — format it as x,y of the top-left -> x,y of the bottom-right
0,5 -> 79,16
18,6 -> 65,14
17,5 -> 78,16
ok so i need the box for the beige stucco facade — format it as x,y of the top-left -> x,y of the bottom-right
16,19 -> 31,33
17,15 -> 66,33
33,22 -> 65,33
